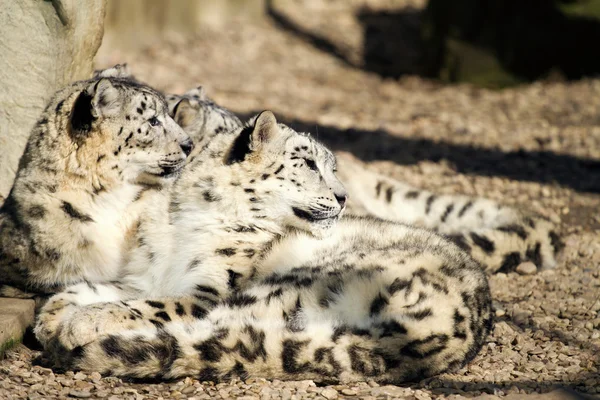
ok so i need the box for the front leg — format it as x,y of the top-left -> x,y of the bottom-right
39,292 -> 219,357
34,281 -> 140,347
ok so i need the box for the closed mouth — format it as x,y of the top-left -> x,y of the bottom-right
292,207 -> 339,222
150,164 -> 183,177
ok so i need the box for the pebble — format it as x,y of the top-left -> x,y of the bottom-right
68,390 -> 92,398
516,261 -> 538,275
321,388 -> 338,399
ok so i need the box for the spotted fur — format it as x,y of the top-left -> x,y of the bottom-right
167,88 -> 562,274
0,69 -> 193,297
35,111 -> 492,383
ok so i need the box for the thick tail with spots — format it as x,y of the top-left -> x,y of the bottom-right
335,153 -> 562,273
36,250 -> 492,383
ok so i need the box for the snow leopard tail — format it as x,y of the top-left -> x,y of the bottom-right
336,153 -> 563,273
48,260 -> 492,383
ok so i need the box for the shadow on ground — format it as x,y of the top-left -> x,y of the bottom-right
416,303 -> 600,397
241,112 -> 600,194
267,0 -> 600,87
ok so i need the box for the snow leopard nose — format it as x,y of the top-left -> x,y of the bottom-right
335,192 -> 347,208
180,140 -> 194,156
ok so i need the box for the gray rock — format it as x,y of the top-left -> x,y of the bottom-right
0,0 -> 106,197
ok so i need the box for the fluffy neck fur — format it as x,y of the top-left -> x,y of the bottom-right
164,130 -> 287,296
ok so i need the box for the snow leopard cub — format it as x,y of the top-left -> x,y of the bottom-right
36,111 -> 492,383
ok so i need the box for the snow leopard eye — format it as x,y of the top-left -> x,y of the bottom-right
149,116 -> 160,127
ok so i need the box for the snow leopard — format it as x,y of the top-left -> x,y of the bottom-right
166,87 -> 562,274
35,111 -> 492,383
0,70 -> 193,299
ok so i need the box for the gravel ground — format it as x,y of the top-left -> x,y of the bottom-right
2,1 -> 600,398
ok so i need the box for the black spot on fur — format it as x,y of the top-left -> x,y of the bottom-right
226,293 -> 258,307
405,190 -> 419,199
400,334 -> 449,358
195,338 -> 224,362
191,304 -> 208,319
405,308 -> 433,320
197,367 -> 219,382
216,248 -> 236,257
441,204 -> 454,223
378,320 -> 408,337
282,339 -> 311,373
227,269 -> 243,290
369,293 -> 389,316
203,190 -> 221,202
388,278 -> 411,295
195,285 -> 219,296
447,234 -> 471,252
458,201 -> 473,217
146,300 -> 165,309
226,125 -> 253,164
187,258 -> 202,271
61,201 -> 93,222
266,288 -> 284,303
425,195 -> 437,214
470,233 -> 495,254
224,361 -> 248,381
28,205 -> 46,219
498,224 -> 528,239
526,242 -> 542,267
549,231 -> 564,255
385,187 -> 394,203
154,311 -> 171,322
348,345 -> 384,376
375,181 -> 383,197
498,252 -> 522,273
175,302 -> 185,316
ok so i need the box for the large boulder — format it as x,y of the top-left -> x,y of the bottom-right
0,0 -> 106,198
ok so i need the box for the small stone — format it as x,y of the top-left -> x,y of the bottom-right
516,262 -> 537,275
321,388 -> 338,399
68,390 -> 92,398
181,386 -> 196,394
89,372 -> 102,382
73,372 -> 87,381
341,388 -> 357,396
495,309 -> 506,317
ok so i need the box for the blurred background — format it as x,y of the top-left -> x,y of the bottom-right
99,0 -> 600,88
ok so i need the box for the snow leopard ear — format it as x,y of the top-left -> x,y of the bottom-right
70,79 -> 120,137
93,64 -> 132,79
226,111 -> 279,164
184,85 -> 207,100
171,98 -> 198,128
250,111 -> 278,151
89,78 -> 121,118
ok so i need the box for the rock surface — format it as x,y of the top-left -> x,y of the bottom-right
0,0 -> 106,197
0,298 -> 35,357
